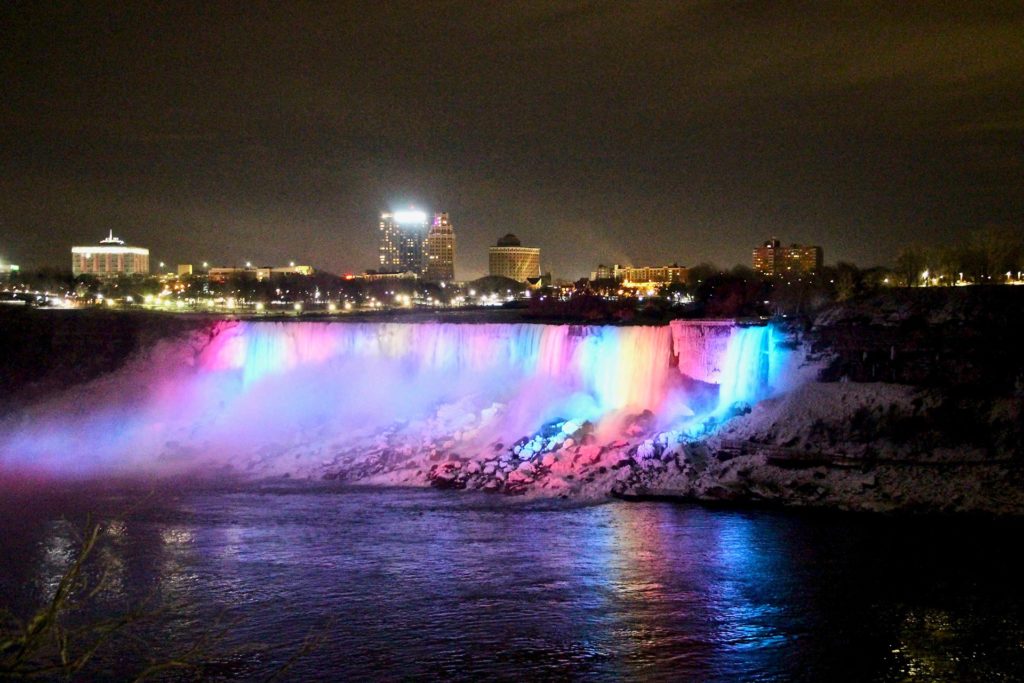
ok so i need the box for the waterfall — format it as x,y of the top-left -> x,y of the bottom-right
1,320 -> 790,477
671,320 -> 785,413
717,325 -> 773,411
200,322 -> 677,415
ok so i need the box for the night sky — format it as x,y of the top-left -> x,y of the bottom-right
2,2 -> 1022,279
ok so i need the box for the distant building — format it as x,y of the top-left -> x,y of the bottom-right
620,265 -> 687,289
379,210 -> 428,274
0,261 -> 19,281
207,264 -> 313,282
423,212 -> 456,282
525,274 -> 552,290
489,234 -> 541,282
589,263 -> 688,288
72,231 -> 149,277
177,264 -> 193,276
591,264 -> 619,281
349,270 -> 420,282
753,238 -> 823,277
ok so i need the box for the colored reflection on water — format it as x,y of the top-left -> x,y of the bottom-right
2,486 -> 1022,681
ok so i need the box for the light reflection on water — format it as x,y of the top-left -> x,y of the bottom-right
2,485 -> 1023,681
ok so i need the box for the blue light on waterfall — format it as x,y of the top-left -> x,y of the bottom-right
715,324 -> 786,415
0,321 -> 792,477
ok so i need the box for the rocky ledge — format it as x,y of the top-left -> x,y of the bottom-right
313,379 -> 1024,516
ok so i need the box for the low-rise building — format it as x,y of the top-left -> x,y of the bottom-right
347,270 -> 420,282
207,264 -> 313,282
619,265 -> 688,288
590,263 -> 688,288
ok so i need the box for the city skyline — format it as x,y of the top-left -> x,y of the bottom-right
2,3 -> 1023,277
4,6 -> 1024,681
9,203 -> 817,280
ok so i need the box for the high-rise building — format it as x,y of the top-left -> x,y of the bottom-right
423,212 -> 456,282
379,210 -> 428,274
489,234 -> 541,282
752,238 -> 823,276
72,231 -> 150,277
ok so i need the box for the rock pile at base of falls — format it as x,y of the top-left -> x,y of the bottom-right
311,399 -> 756,500
423,412 -> 680,497
309,378 -> 1024,515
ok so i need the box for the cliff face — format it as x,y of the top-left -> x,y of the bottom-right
812,286 -> 1024,391
615,287 -> 1024,514
614,383 -> 1024,515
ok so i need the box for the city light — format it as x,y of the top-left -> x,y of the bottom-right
393,210 -> 427,224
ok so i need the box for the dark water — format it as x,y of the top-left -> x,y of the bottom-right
2,484 -> 1023,681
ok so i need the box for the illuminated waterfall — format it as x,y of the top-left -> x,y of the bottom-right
201,322 -> 678,414
716,324 -> 773,411
0,321 -> 790,477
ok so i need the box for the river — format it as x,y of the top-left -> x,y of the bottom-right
1,483 -> 1022,681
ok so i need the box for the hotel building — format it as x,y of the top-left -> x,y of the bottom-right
489,234 -> 541,282
71,232 -> 150,277
379,210 -> 428,274
591,264 -> 688,288
753,238 -> 823,277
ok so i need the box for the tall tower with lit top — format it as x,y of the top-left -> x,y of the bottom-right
379,209 -> 428,274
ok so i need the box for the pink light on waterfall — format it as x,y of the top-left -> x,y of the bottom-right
0,320 -> 790,478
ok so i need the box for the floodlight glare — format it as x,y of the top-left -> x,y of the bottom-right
393,210 -> 427,225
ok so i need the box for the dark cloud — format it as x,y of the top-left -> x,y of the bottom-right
1,1 -> 1022,277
